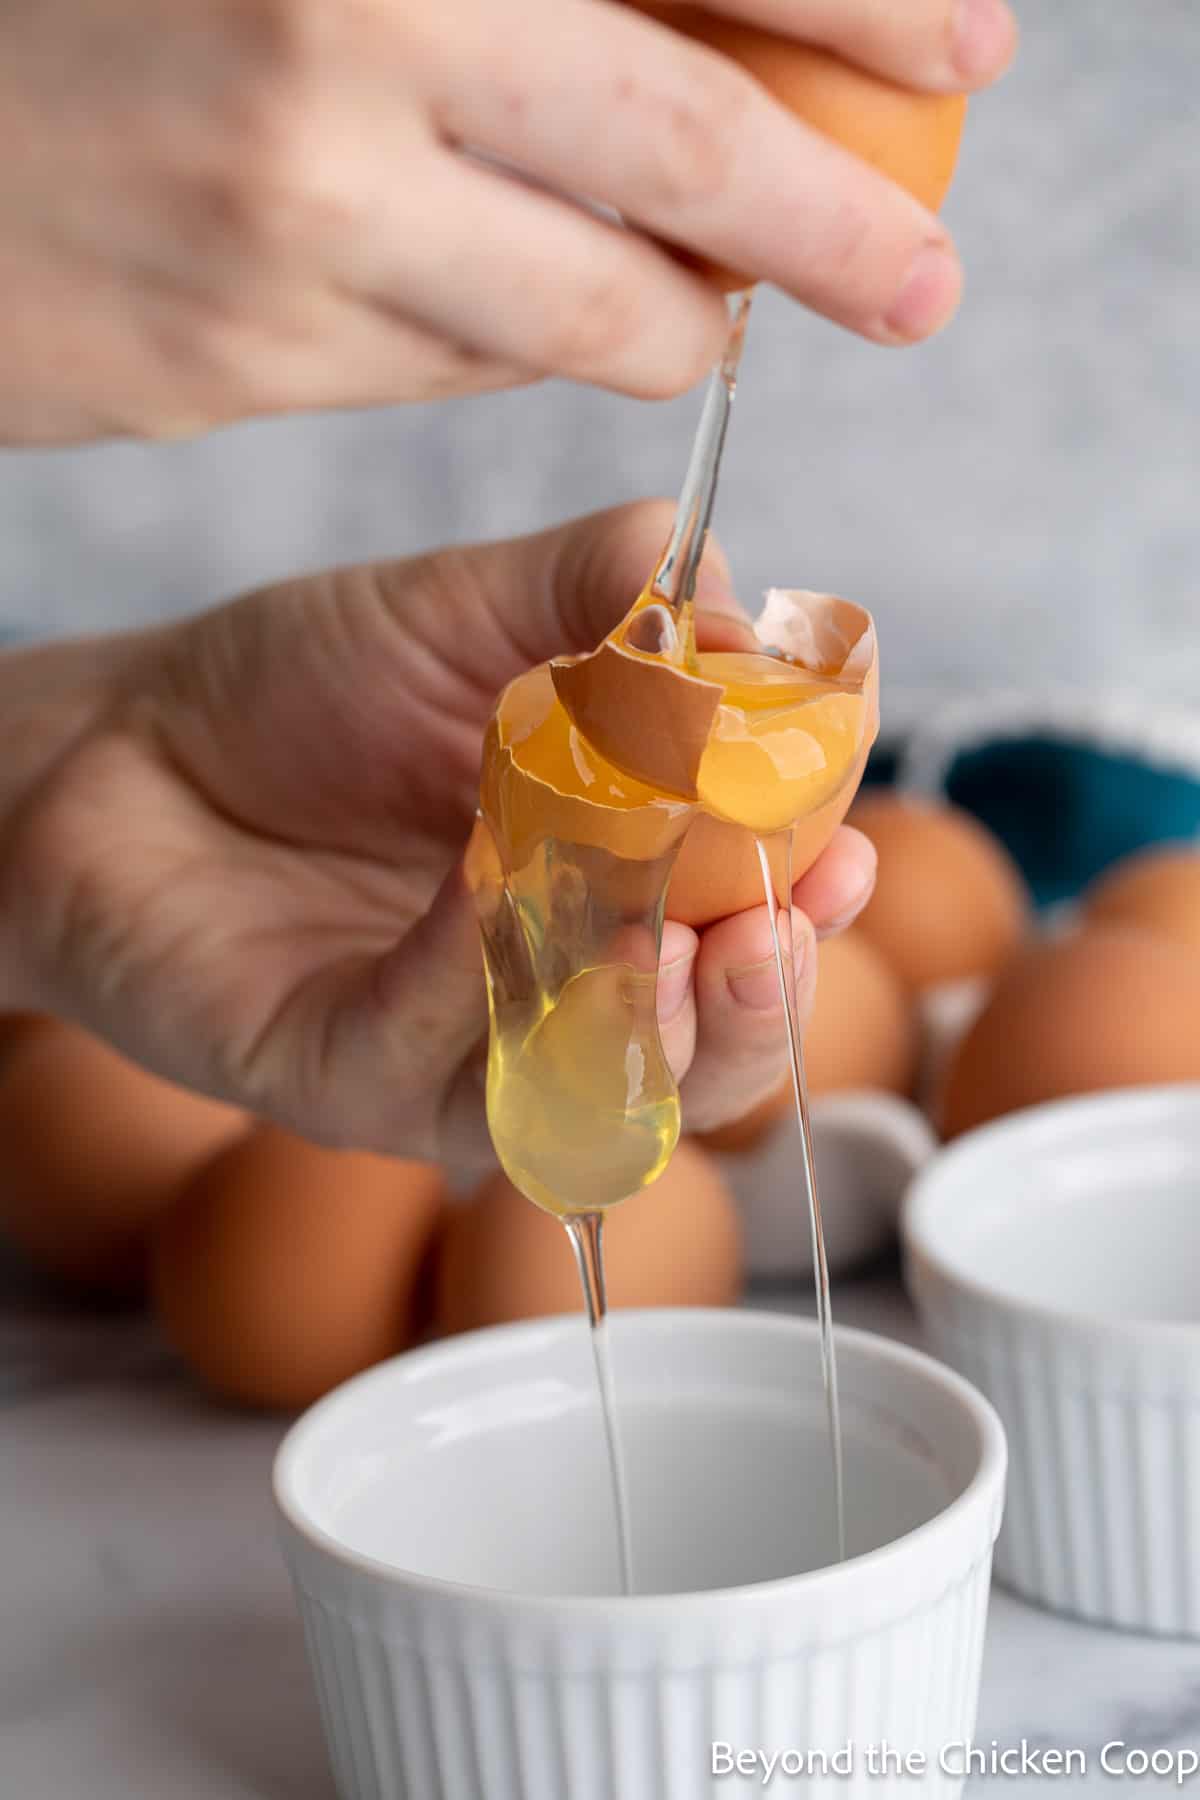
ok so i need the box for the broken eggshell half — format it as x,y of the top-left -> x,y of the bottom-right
550,589 -> 879,927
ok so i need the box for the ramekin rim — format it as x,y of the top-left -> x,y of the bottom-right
903,1083 -> 1200,1346
271,1308 -> 1006,1623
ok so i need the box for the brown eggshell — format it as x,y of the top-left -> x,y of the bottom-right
151,1127 -> 446,1409
551,631 -> 721,802
553,589 -> 877,825
477,664 -> 691,876
666,734 -> 869,927
1082,846 -> 1200,955
849,794 -> 1030,990
0,1021 -> 246,1295
804,930 -> 919,1099
630,6 -> 966,286
0,1011 -> 45,1076
434,1136 -> 742,1335
940,926 -> 1200,1140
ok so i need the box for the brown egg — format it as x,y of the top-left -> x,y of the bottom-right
1082,845 -> 1200,955
151,1127 -> 446,1409
434,1136 -> 742,1335
0,1011 -> 43,1075
940,926 -> 1200,1139
849,794 -> 1030,990
633,6 -> 966,286
0,1020 -> 246,1295
696,930 -> 917,1151
805,930 -> 919,1098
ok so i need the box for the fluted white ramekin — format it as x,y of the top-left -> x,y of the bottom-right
716,1091 -> 938,1279
275,1309 -> 1004,1800
904,1085 -> 1200,1638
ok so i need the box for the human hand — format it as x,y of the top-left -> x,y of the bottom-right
0,502 -> 876,1168
1,0 -> 1014,443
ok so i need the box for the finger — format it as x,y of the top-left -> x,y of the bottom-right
680,902 -> 817,1130
392,499 -> 744,705
311,860 -> 495,1165
132,283 -> 536,435
657,920 -> 699,1087
242,307 -> 535,413
650,0 -> 1018,93
421,0 -> 962,344
791,825 -> 877,937
351,144 -> 728,400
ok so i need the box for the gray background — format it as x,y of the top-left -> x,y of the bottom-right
2,1 -> 1196,710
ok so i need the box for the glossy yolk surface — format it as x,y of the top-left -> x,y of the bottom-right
693,651 -> 868,833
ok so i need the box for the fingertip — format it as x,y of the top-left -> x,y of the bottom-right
660,920 -> 700,966
791,825 -> 877,935
881,240 -> 964,344
951,0 -> 1019,86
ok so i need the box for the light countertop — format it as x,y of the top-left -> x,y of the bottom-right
4,1245 -> 1198,1798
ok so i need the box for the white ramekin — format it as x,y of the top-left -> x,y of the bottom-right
274,1309 -> 1004,1800
904,1084 -> 1200,1638
715,1091 -> 939,1279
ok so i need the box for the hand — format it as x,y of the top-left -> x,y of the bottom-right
0,502 -> 876,1168
0,0 -> 1014,443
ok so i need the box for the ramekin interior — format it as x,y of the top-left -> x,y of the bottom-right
905,1084 -> 1200,1329
274,1309 -> 1003,1615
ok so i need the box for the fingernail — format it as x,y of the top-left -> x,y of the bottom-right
952,0 -> 1017,82
656,954 -> 694,1024
817,874 -> 878,940
727,927 -> 811,1011
883,243 -> 962,343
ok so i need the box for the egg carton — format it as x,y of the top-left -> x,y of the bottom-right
893,683 -> 1200,908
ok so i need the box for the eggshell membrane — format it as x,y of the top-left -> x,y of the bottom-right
0,1020 -> 246,1295
434,1136 -> 742,1334
151,1127 -> 446,1409
848,793 -> 1029,990
1082,846 -> 1200,955
630,5 -> 967,286
939,926 -> 1200,1140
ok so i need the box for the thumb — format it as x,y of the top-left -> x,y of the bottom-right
402,500 -> 743,693
315,860 -> 494,1168
523,498 -> 742,658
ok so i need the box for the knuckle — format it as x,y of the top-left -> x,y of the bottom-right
624,51 -> 749,214
1,740 -> 129,994
210,95 -> 357,258
636,310 -> 722,399
200,0 -> 376,259
819,199 -> 877,287
139,298 -> 269,422
539,258 -> 650,379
